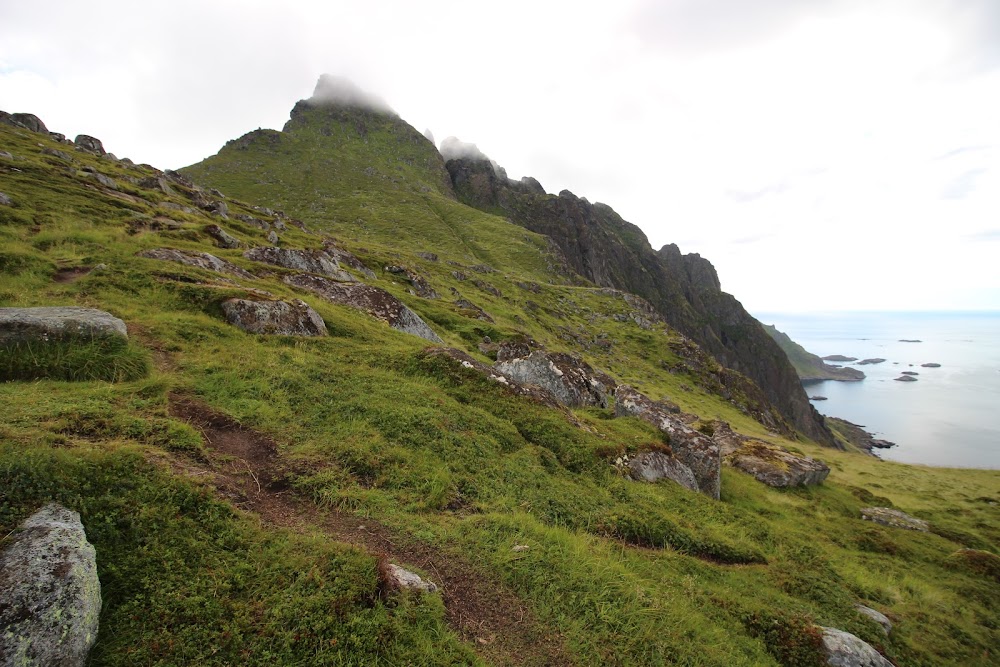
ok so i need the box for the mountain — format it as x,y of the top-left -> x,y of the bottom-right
763,324 -> 866,382
443,156 -> 835,446
2,80 -> 998,667
184,77 -> 833,447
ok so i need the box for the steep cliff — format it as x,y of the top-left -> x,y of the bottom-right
445,156 -> 834,445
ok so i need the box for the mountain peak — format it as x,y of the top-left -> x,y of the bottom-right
307,74 -> 396,116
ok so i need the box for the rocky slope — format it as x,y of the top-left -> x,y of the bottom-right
445,156 -> 834,445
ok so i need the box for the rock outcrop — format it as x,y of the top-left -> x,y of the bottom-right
623,451 -> 699,492
204,224 -> 243,249
494,343 -> 615,409
763,324 -> 866,382
74,135 -> 105,154
284,274 -> 442,343
710,421 -> 830,487
860,507 -> 929,532
826,418 -> 896,456
0,306 -> 127,344
420,347 -> 565,410
244,246 -> 354,281
0,503 -> 101,667
138,248 -> 254,280
820,627 -> 893,667
221,298 -> 327,336
614,385 -> 721,499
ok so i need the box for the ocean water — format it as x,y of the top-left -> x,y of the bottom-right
755,311 -> 1000,469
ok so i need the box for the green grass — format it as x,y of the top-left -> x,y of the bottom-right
1,117 -> 997,666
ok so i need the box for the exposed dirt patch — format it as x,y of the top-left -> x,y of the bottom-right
52,266 -> 93,283
166,394 -> 573,667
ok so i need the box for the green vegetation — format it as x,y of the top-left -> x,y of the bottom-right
1,110 -> 997,666
763,323 -> 864,383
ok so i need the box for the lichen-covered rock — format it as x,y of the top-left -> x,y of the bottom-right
626,451 -> 699,492
245,246 -> 353,281
820,627 -> 893,667
85,171 -> 117,190
495,348 -> 614,409
74,134 -> 105,154
860,507 -> 929,532
204,224 -> 243,249
710,421 -> 830,487
420,347 -> 563,410
0,503 -> 101,667
285,274 -> 442,343
221,298 -> 327,336
138,248 -> 254,280
0,192 -> 11,206
9,112 -> 49,134
386,564 -> 437,593
855,605 -> 892,635
0,307 -> 127,344
323,241 -> 376,279
614,385 -> 720,499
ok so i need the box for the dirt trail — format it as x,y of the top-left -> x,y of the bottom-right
167,394 -> 572,667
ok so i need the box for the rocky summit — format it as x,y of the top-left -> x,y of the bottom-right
1,81 -> 997,667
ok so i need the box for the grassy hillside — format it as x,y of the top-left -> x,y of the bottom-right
763,323 -> 866,383
1,116 -> 998,666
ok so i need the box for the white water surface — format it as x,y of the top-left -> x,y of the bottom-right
755,311 -> 1000,469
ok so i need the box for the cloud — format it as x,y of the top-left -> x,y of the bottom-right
309,74 -> 395,115
966,229 -> 1000,242
439,137 -> 490,162
725,182 -> 790,203
941,168 -> 988,200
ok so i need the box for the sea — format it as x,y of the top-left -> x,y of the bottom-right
754,311 -> 1000,470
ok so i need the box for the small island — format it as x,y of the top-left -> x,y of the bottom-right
899,339 -> 922,343
809,395 -> 828,401
894,375 -> 918,382
921,362 -> 942,368
858,358 -> 887,365
822,355 -> 858,362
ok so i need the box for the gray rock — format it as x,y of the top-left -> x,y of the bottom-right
711,421 -> 830,487
204,224 -> 243,249
285,274 -> 442,343
857,358 -> 886,366
235,214 -> 270,230
0,192 -> 11,206
386,564 -> 437,593
245,246 -> 354,281
221,298 -> 327,336
11,113 -> 48,134
416,252 -> 438,262
855,604 -> 892,635
73,135 -> 105,154
921,362 -> 941,368
614,385 -> 720,499
86,172 -> 118,190
138,248 -> 254,280
0,150 -> 13,160
0,503 -> 101,667
860,507 -> 929,531
820,627 -> 893,667
893,375 -> 917,382
207,200 -> 229,219
495,347 -> 615,409
323,241 -> 376,279
139,176 -> 174,194
41,147 -> 73,161
266,230 -> 279,244
626,451 -> 699,492
0,307 -> 127,344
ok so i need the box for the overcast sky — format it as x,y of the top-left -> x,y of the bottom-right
2,0 -> 998,313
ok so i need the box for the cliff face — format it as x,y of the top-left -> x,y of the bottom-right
445,157 -> 834,445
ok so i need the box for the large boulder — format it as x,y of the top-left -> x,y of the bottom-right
0,307 -> 127,344
711,421 -> 830,487
494,344 -> 615,409
420,347 -> 563,410
244,246 -> 354,281
624,451 -> 699,492
8,112 -> 49,134
204,224 -> 243,249
819,627 -> 893,667
614,385 -> 721,499
138,248 -> 255,280
284,274 -> 442,343
0,503 -> 101,667
73,135 -> 105,154
860,507 -> 929,532
221,298 -> 327,336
